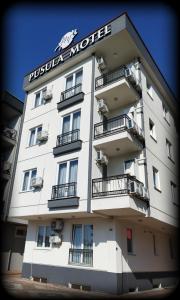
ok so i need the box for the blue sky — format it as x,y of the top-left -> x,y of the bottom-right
3,3 -> 177,101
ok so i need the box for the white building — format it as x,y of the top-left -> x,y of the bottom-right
9,13 -> 178,294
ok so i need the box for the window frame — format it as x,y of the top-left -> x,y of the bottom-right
28,125 -> 42,147
166,139 -> 173,161
149,118 -> 157,142
152,166 -> 161,192
146,80 -> 153,99
21,168 -> 37,192
61,110 -> 81,135
57,159 -> 78,185
34,88 -> 47,108
36,225 -> 53,248
162,103 -> 170,125
65,68 -> 83,90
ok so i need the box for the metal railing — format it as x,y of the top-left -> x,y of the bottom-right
95,66 -> 126,89
51,183 -> 77,199
92,174 -> 146,199
69,248 -> 93,266
94,114 -> 131,139
60,83 -> 82,102
1,126 -> 17,141
57,129 -> 80,146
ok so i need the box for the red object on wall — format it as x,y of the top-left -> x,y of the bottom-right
127,228 -> 132,240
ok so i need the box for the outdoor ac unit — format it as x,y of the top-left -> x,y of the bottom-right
31,177 -> 43,188
125,68 -> 136,83
37,131 -> 48,142
3,161 -> 11,171
96,150 -> 108,165
142,187 -> 149,199
127,119 -> 138,133
129,181 -> 143,197
97,99 -> 109,114
43,90 -> 52,101
49,235 -> 62,244
97,56 -> 106,71
51,219 -> 64,232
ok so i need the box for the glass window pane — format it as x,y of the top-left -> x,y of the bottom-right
72,224 -> 82,249
31,169 -> 37,179
69,160 -> 78,183
45,226 -> 51,247
66,75 -> 73,90
72,111 -> 81,131
75,70 -> 82,85
84,225 -> 93,249
29,129 -> 36,146
37,226 -> 44,247
62,116 -> 70,134
58,163 -> 67,185
22,171 -> 29,191
35,92 -> 41,107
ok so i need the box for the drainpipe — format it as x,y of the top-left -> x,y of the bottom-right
87,53 -> 95,213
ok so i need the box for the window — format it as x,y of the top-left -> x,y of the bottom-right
15,226 -> 27,238
127,228 -> 133,254
34,88 -> 47,107
149,119 -> 156,141
60,111 -> 81,145
37,225 -> 53,248
153,234 -> 158,256
22,168 -> 37,191
146,80 -> 153,98
171,181 -> 178,205
69,224 -> 93,265
169,238 -> 174,259
152,167 -> 161,191
166,139 -> 173,160
124,159 -> 135,176
29,126 -> 42,146
57,160 -> 78,198
65,69 -> 83,99
162,103 -> 170,124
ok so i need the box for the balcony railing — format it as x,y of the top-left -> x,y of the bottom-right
1,126 -> 17,141
94,114 -> 131,139
57,129 -> 80,146
51,182 -> 77,199
60,83 -> 82,102
95,66 -> 126,90
69,248 -> 93,266
92,174 -> 149,200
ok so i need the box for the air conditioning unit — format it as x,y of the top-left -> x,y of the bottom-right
129,181 -> 143,197
97,99 -> 109,114
125,68 -> 136,83
97,56 -> 106,71
49,235 -> 62,244
31,177 -> 43,188
143,187 -> 149,199
96,150 -> 108,165
37,131 -> 48,142
127,119 -> 138,133
51,219 -> 64,232
43,90 -> 52,101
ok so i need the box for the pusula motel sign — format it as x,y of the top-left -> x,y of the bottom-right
29,24 -> 111,82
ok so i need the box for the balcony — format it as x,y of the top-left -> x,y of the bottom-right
92,174 -> 149,216
0,160 -> 11,180
53,129 -> 82,156
93,114 -> 144,156
57,84 -> 84,111
69,248 -> 93,266
48,182 -> 79,209
95,66 -> 141,110
1,126 -> 17,148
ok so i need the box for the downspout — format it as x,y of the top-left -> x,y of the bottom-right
87,53 -> 95,213
5,92 -> 28,222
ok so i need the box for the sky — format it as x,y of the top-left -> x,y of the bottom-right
3,3 -> 177,101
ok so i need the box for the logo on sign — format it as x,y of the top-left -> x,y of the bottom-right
54,29 -> 78,52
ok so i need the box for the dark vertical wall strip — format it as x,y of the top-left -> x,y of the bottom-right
87,54 -> 95,213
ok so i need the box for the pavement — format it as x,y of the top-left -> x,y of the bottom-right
0,273 -> 178,299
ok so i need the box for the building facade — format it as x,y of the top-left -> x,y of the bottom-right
9,13 -> 178,293
0,91 -> 27,273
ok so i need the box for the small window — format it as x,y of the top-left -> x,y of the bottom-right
146,80 -> 153,99
15,226 -> 27,238
37,225 -> 53,248
166,139 -> 173,160
171,182 -> 178,205
29,126 -> 42,146
162,103 -> 170,124
149,119 -> 156,141
127,228 -> 133,254
22,168 -> 37,191
152,167 -> 160,191
34,88 -> 47,107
